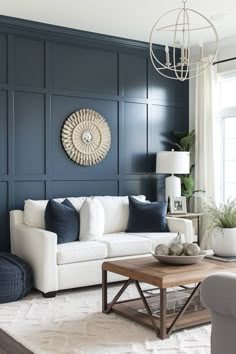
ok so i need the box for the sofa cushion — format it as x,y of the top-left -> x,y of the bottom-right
45,199 -> 80,244
97,195 -> 146,234
98,233 -> 151,257
57,241 -> 107,265
80,198 -> 105,241
24,197 -> 86,229
131,232 -> 183,252
127,196 -> 169,233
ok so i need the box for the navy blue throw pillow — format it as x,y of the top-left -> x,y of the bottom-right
45,199 -> 80,244
126,196 -> 169,233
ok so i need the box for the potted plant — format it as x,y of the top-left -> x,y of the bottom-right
205,199 -> 236,256
171,129 -> 203,210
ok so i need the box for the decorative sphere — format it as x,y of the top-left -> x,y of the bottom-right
185,244 -> 201,256
169,243 -> 184,256
155,244 -> 170,256
183,243 -> 190,253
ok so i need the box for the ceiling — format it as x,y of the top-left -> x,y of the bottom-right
1,0 -> 236,45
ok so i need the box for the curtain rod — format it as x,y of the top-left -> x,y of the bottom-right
213,57 -> 236,65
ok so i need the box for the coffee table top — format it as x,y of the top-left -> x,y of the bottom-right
102,256 -> 236,288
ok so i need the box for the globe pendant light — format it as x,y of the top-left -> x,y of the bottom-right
149,0 -> 219,81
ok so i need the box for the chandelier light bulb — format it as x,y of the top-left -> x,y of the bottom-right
165,45 -> 171,66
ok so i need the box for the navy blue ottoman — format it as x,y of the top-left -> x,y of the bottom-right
0,252 -> 33,303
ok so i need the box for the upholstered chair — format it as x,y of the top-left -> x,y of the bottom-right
201,272 -> 236,354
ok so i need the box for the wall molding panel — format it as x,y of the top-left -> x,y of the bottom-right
0,16 -> 188,251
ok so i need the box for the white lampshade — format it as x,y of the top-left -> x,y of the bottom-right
156,150 -> 190,174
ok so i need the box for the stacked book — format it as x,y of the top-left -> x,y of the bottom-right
206,254 -> 236,262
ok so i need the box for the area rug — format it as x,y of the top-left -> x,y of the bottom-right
0,283 -> 211,354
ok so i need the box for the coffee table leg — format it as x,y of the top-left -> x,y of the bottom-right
106,278 -> 133,314
102,273 -> 133,315
160,289 -> 167,339
133,280 -> 159,337
102,269 -> 108,313
167,282 -> 201,336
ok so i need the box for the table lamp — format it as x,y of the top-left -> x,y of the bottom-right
156,149 -> 190,200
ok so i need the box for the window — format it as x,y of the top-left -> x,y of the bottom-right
218,73 -> 236,202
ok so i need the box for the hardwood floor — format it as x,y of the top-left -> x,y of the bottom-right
0,329 -> 33,354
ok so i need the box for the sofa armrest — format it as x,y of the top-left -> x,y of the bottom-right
166,217 -> 193,243
13,223 -> 58,293
201,273 -> 236,318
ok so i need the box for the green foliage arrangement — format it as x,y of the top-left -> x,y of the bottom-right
205,199 -> 236,230
171,129 -> 202,201
172,129 -> 195,152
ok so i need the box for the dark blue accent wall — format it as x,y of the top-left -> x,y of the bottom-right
0,16 -> 189,251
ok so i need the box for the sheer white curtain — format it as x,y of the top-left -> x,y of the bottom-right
194,56 -> 218,248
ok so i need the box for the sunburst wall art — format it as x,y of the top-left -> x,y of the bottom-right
61,109 -> 111,166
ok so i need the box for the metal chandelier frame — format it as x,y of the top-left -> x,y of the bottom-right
149,0 -> 219,81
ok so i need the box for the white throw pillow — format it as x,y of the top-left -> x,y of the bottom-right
24,199 -> 60,229
97,195 -> 146,234
80,198 -> 105,241
68,197 -> 87,212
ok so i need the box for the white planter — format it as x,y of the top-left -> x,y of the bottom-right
212,228 -> 236,256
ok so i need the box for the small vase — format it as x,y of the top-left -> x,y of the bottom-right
212,228 -> 236,256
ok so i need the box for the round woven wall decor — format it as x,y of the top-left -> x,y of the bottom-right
61,109 -> 111,166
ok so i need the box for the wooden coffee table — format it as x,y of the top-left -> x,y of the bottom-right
102,256 -> 236,339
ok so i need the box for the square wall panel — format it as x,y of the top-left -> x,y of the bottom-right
52,180 -> 118,198
51,43 -> 117,95
122,179 -> 165,202
150,104 -> 185,151
51,95 -> 118,178
14,92 -> 45,175
0,90 -> 7,175
0,35 -> 7,84
149,63 -> 183,104
120,53 -> 147,98
156,178 -> 165,201
124,103 -> 148,174
149,105 -> 186,172
122,179 -> 152,200
15,37 -> 45,88
14,181 -> 46,209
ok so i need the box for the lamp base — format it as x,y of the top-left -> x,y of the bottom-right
165,175 -> 181,201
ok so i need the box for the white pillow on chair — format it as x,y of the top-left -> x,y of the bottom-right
79,198 -> 105,241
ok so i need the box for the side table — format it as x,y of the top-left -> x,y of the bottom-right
167,213 -> 202,245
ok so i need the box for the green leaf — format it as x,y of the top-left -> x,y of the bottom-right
181,177 -> 195,199
172,142 -> 183,151
170,130 -> 197,202
172,131 -> 188,139
179,134 -> 195,151
192,189 -> 205,194
183,176 -> 194,190
172,130 -> 195,151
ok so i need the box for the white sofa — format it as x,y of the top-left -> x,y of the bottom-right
10,195 -> 193,297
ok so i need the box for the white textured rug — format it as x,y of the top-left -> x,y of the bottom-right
0,284 -> 211,354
